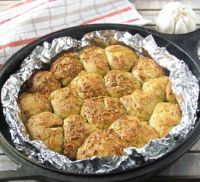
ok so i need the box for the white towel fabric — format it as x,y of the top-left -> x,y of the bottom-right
0,0 -> 150,65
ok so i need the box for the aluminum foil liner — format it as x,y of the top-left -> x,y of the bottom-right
1,30 -> 199,174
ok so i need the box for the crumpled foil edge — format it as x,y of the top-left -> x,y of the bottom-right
1,30 -> 199,174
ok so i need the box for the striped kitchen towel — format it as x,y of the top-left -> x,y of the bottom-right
0,0 -> 150,65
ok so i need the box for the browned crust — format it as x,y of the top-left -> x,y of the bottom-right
70,72 -> 108,99
26,112 -> 63,153
81,96 -> 126,129
80,46 -> 109,76
149,102 -> 182,137
105,45 -> 138,71
110,115 -> 158,147
76,129 -> 127,160
28,70 -> 61,94
104,70 -> 141,98
51,51 -> 83,86
18,92 -> 52,122
132,56 -> 166,84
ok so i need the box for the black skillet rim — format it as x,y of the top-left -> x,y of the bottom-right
0,24 -> 200,179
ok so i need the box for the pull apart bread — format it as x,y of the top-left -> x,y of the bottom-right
18,44 -> 182,160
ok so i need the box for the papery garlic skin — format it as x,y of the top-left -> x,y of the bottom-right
156,2 -> 196,34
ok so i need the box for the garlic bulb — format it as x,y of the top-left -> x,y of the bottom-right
156,2 -> 196,34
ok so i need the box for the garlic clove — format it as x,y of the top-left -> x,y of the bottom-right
156,15 -> 175,34
184,5 -> 196,21
174,16 -> 188,34
182,15 -> 196,32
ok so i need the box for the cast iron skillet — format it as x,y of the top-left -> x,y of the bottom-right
0,24 -> 200,182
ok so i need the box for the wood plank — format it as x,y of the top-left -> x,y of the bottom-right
0,147 -> 4,154
139,10 -> 200,25
159,153 -> 200,176
135,0 -> 200,10
0,155 -> 37,182
0,155 -> 18,171
190,140 -> 200,151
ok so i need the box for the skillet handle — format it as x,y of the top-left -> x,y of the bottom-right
149,29 -> 200,62
0,135 -> 42,181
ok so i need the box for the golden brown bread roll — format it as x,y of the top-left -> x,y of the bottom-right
132,56 -> 166,84
81,96 -> 126,129
18,93 -> 52,122
80,46 -> 109,76
120,90 -> 159,120
50,87 -> 83,119
51,52 -> 83,86
166,80 -> 177,103
149,102 -> 182,137
63,115 -> 99,160
142,76 -> 169,101
63,115 -> 86,160
104,70 -> 141,98
110,116 -> 158,147
105,45 -> 138,71
70,72 -> 107,99
26,112 -> 63,153
76,129 -> 127,160
28,71 -> 61,94
84,123 -> 99,137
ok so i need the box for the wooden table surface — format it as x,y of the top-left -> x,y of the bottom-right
0,0 -> 200,181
